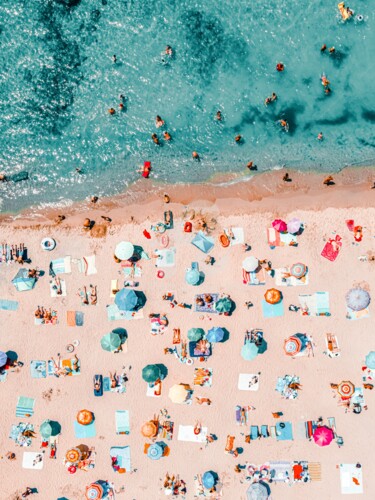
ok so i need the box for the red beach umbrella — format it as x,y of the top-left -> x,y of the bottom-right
313,426 -> 334,447
337,380 -> 355,399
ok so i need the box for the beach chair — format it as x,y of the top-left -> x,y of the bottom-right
326,333 -> 340,357
250,425 -> 259,440
191,261 -> 199,271
270,426 -> 277,438
305,421 -> 313,439
261,425 -> 269,438
327,417 -> 337,437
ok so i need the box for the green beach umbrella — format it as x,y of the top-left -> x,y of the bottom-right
101,332 -> 121,352
215,297 -> 232,313
241,342 -> 259,361
187,328 -> 205,342
142,364 -> 161,383
40,419 -> 61,439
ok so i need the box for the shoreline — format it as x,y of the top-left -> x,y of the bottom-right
1,165 -> 375,230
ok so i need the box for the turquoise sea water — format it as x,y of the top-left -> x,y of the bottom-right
0,0 -> 374,213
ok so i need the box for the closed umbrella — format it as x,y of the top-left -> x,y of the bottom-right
290,263 -> 307,279
287,218 -> 302,235
337,380 -> 355,398
215,297 -> 232,313
100,332 -> 121,352
242,256 -> 259,272
202,471 -> 217,489
346,288 -> 371,312
114,241 -> 134,261
365,351 -> 375,369
141,421 -> 158,438
264,288 -> 282,304
188,328 -> 205,342
313,426 -> 334,447
115,289 -> 139,311
284,336 -> 302,356
142,364 -> 161,384
247,482 -> 270,500
0,350 -> 7,368
40,420 -> 61,439
147,442 -> 164,460
168,384 -> 191,404
241,342 -> 259,361
85,483 -> 104,500
185,268 -> 200,285
272,219 -> 287,233
207,327 -> 225,343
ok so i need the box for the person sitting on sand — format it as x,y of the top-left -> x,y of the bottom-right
151,133 -> 160,145
163,193 -> 170,203
323,175 -> 334,186
155,115 -> 165,128
0,173 -> 8,182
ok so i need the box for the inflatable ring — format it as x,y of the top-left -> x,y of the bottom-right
161,234 -> 169,248
157,270 -> 165,279
72,340 -> 80,347
356,14 -> 364,22
153,222 -> 166,234
41,237 -> 56,251
66,344 -> 75,353
219,233 -> 230,247
186,358 -> 194,366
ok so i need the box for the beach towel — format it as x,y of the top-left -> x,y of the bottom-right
115,410 -> 130,435
30,360 -> 47,379
346,307 -> 370,320
194,293 -> 219,313
267,228 -> 298,247
103,377 -> 111,391
275,267 -> 309,287
122,264 -> 142,278
261,425 -> 269,438
224,227 -> 244,246
235,406 -> 252,425
308,463 -> 322,482
194,368 -> 213,387
321,235 -> 342,261
67,310 -> 84,326
75,255 -> 97,275
146,382 -> 162,398
243,268 -> 266,285
106,304 -> 144,321
298,292 -> 330,316
340,464 -> 363,494
155,248 -> 176,267
110,279 -> 118,297
150,316 -> 168,336
191,231 -> 215,254
269,461 -> 292,482
189,341 -> 212,358
276,421 -> 293,441
16,396 -> 35,418
164,210 -> 174,229
262,300 -> 284,318
49,279 -> 67,297
0,299 -> 19,311
158,421 -> 174,440
250,425 -> 259,440
50,256 -> 72,275
177,425 -> 208,443
61,357 -> 80,376
238,373 -> 260,391
74,421 -> 96,438
22,451 -> 44,470
110,446 -> 131,472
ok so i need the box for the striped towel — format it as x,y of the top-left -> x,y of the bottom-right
50,256 -> 72,275
16,396 -> 35,418
308,462 -> 322,481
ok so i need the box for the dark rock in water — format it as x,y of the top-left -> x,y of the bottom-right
54,0 -> 82,7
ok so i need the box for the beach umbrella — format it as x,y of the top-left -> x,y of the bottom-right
77,444 -> 90,459
346,287 -> 371,312
365,351 -> 375,369
287,218 -> 302,235
215,297 -> 232,313
290,263 -> 307,279
115,288 -> 138,311
147,442 -> 164,460
12,268 -> 36,292
65,447 -> 82,464
168,384 -> 191,404
264,288 -> 282,305
185,268 -> 200,285
142,364 -> 161,384
313,426 -> 334,447
241,342 -> 259,361
40,420 -> 61,439
272,219 -> 287,233
247,482 -> 270,500
67,465 -> 77,474
100,332 -> 121,352
77,410 -> 94,426
191,232 -> 214,254
188,328 -> 205,342
114,241 -> 134,261
242,256 -> 259,272
337,380 -> 355,398
202,471 -> 217,489
284,336 -> 303,356
85,483 -> 104,500
0,351 -> 7,367
207,327 -> 225,343
141,421 -> 158,438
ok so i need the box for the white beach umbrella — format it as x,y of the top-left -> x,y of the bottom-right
242,256 -> 259,272
115,241 -> 134,261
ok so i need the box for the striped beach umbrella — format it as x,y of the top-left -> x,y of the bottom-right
313,426 -> 334,447
337,380 -> 355,399
284,336 -> 302,356
85,483 -> 104,500
147,442 -> 164,460
346,287 -> 370,312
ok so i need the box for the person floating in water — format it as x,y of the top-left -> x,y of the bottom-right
215,110 -> 222,121
165,45 -> 173,56
112,55 -> 117,63
279,119 -> 289,132
108,108 -> 115,115
163,131 -> 171,141
235,135 -> 242,143
317,132 -> 323,140
151,133 -> 160,145
139,161 -> 152,178
321,74 -> 330,87
321,44 -> 327,52
246,161 -> 257,171
155,115 -> 165,128
276,62 -> 284,72
192,151 -> 200,160
265,92 -> 277,105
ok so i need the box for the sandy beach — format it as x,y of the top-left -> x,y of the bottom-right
1,179 -> 375,499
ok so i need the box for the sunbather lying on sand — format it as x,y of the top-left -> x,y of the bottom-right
196,397 -> 212,405
110,371 -> 118,388
90,285 -> 97,305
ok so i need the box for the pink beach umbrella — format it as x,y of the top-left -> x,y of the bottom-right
313,426 -> 334,447
272,219 -> 287,233
287,218 -> 302,234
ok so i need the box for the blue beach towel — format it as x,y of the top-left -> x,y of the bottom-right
115,410 -> 130,435
110,446 -> 131,471
16,396 -> 35,418
30,360 -> 47,379
276,421 -> 294,441
262,300 -> 284,318
103,377 -> 111,391
0,299 -> 19,311
74,421 -> 96,438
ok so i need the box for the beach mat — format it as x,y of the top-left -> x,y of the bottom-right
76,255 -> 97,275
50,279 -> 67,297
262,300 -> 284,318
74,421 -> 96,438
67,310 -> 84,326
177,425 -> 208,443
50,256 -> 71,275
115,410 -> 130,435
340,464 -> 363,494
22,451 -> 44,470
30,360 -> 47,379
0,299 -> 19,311
110,446 -> 131,472
16,396 -> 35,418
276,422 -> 294,441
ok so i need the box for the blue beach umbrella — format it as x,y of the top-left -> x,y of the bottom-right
147,442 -> 164,460
0,351 -> 7,367
202,471 -> 217,489
188,328 -> 205,341
185,268 -> 200,285
365,351 -> 375,369
101,332 -> 121,352
12,268 -> 36,292
207,327 -> 225,343
215,297 -> 232,313
115,289 -> 138,311
346,287 -> 371,312
191,232 -> 214,254
241,342 -> 259,361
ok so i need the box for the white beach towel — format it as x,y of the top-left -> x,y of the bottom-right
50,256 -> 71,275
49,279 -> 67,297
22,451 -> 44,470
275,268 -> 309,287
225,227 -> 244,246
155,248 -> 176,267
340,464 -> 363,494
76,255 -> 97,275
146,384 -> 161,398
177,425 -> 208,443
238,373 -> 260,391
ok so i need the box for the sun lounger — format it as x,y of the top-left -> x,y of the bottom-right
270,426 -> 277,438
340,464 -> 363,494
49,279 -> 67,297
308,462 -> 321,481
115,410 -> 130,435
22,451 -> 44,470
76,255 -> 97,275
177,425 -> 208,443
16,396 -> 35,418
250,426 -> 259,440
74,421 -> 96,438
30,360 -> 47,379
110,446 -> 131,472
238,373 -> 260,391
262,299 -> 284,318
276,421 -> 293,441
261,425 -> 269,438
94,375 -> 103,397
50,256 -> 71,275
0,299 -> 19,311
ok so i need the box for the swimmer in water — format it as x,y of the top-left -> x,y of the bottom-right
235,135 -> 242,143
246,161 -> 257,171
321,44 -> 327,52
91,196 -> 99,204
163,131 -> 171,141
108,108 -> 115,115
165,45 -> 173,56
276,62 -> 284,72
329,47 -> 335,54
271,92 -> 277,101
325,87 -> 332,95
155,115 -> 165,128
0,173 -> 7,182
192,151 -> 200,160
321,75 -> 330,87
112,55 -> 117,63
317,132 -> 323,140
151,133 -> 160,145
265,96 -> 272,105
216,110 -> 222,121
280,119 -> 289,131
